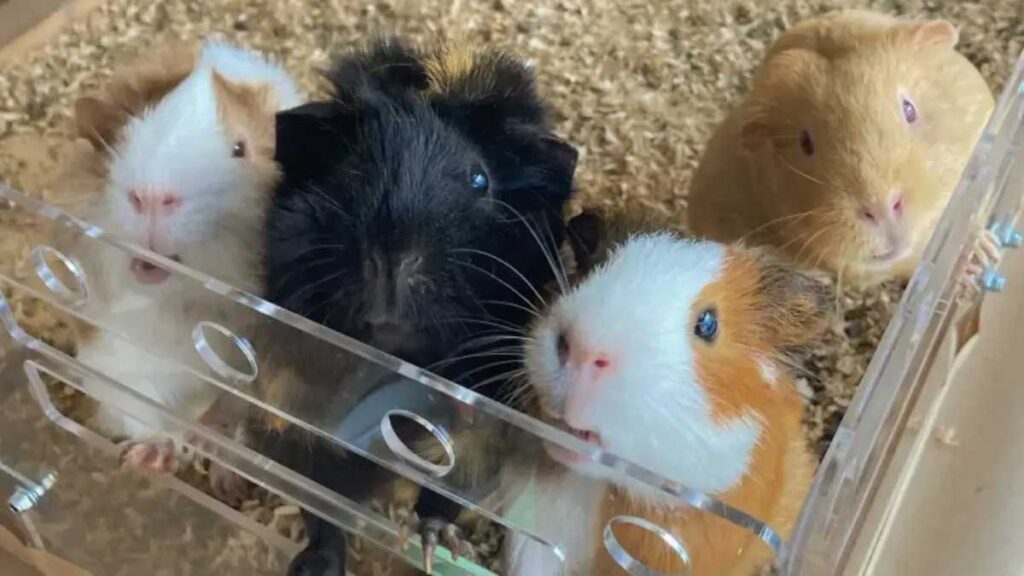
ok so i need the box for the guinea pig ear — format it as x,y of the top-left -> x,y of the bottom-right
900,19 -> 959,48
74,96 -> 129,152
566,210 -> 606,273
540,134 -> 579,177
326,37 -> 429,105
212,71 -> 277,161
274,102 -> 346,183
746,248 -> 832,349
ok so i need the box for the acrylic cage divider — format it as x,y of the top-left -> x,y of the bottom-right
782,53 -> 1024,576
0,181 -> 788,575
0,308 -> 300,575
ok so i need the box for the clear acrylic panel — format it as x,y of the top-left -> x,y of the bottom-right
784,53 -> 1024,575
0,176 -> 787,575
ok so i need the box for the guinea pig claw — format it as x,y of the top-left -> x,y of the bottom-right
208,461 -> 251,507
119,438 -> 177,474
419,518 -> 476,568
397,511 -> 419,551
421,528 -> 438,574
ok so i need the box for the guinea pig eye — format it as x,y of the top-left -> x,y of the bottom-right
469,167 -> 489,192
232,141 -> 246,159
694,308 -> 718,343
901,96 -> 918,124
799,130 -> 814,157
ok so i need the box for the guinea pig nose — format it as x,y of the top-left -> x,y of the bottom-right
891,194 -> 905,217
128,189 -> 143,214
556,329 -> 570,365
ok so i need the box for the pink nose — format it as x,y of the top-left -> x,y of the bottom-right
558,330 -> 613,374
128,189 -> 182,215
862,193 -> 904,224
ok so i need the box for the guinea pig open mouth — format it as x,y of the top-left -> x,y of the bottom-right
543,418 -> 603,465
130,255 -> 180,285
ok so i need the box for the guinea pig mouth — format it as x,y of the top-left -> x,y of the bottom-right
870,244 -> 912,265
129,255 -> 180,285
555,420 -> 602,447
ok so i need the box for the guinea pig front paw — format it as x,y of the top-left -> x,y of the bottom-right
207,460 -> 252,507
118,438 -> 178,473
957,228 -> 1003,298
398,512 -> 478,573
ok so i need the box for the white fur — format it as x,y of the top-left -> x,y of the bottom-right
73,42 -> 302,448
758,357 -> 779,387
505,472 -> 606,576
526,233 -> 762,496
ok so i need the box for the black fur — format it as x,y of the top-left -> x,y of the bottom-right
264,38 -> 577,574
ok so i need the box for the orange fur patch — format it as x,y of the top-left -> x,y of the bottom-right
74,41 -> 199,151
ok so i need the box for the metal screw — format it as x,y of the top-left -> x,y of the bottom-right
989,217 -> 1024,249
1004,229 -> 1024,248
981,268 -> 1007,292
7,473 -> 56,514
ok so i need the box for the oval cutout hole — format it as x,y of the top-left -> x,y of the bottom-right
380,409 -> 455,477
603,515 -> 691,576
31,246 -> 88,305
192,321 -> 258,383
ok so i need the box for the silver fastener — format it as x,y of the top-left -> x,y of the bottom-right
981,268 -> 1007,292
7,473 -> 56,514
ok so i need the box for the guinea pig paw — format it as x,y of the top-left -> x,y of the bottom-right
119,438 -> 177,474
957,228 -> 1003,298
207,460 -> 252,507
398,514 -> 477,573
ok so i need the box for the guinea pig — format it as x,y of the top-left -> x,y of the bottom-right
66,40 -> 303,471
261,38 -> 577,575
505,212 -> 830,575
687,9 -> 994,287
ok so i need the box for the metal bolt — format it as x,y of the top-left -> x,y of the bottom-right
989,217 -> 1024,249
7,473 -> 56,514
981,268 -> 1007,292
1005,229 -> 1024,248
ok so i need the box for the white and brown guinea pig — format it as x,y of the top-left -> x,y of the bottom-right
505,212 -> 829,576
687,9 -> 994,287
65,40 -> 302,472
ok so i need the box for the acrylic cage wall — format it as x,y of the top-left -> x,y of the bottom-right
0,51 -> 1021,576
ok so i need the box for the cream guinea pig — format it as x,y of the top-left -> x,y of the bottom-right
687,10 -> 994,287
505,212 -> 830,576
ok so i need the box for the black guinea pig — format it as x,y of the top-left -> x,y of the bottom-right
266,38 -> 577,379
263,38 -> 578,575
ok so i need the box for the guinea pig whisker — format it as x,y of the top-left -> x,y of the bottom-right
270,255 -> 341,295
485,198 -> 569,294
427,348 -> 527,371
469,368 -> 530,394
306,184 -> 350,218
448,258 -> 542,315
737,210 -> 817,243
538,216 -> 571,292
449,333 -> 536,354
448,248 -> 547,309
284,269 -> 349,311
435,317 -> 527,335
477,299 -> 544,321
774,152 -> 828,187
451,359 -> 526,386
792,225 -> 833,265
285,243 -> 350,261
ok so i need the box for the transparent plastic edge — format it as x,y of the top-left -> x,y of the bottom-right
0,181 -> 793,566
781,54 -> 1024,575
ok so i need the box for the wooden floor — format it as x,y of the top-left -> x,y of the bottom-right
0,0 -> 105,64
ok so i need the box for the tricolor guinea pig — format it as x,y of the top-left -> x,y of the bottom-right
687,9 -> 994,287
66,40 -> 302,473
506,212 -> 830,576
